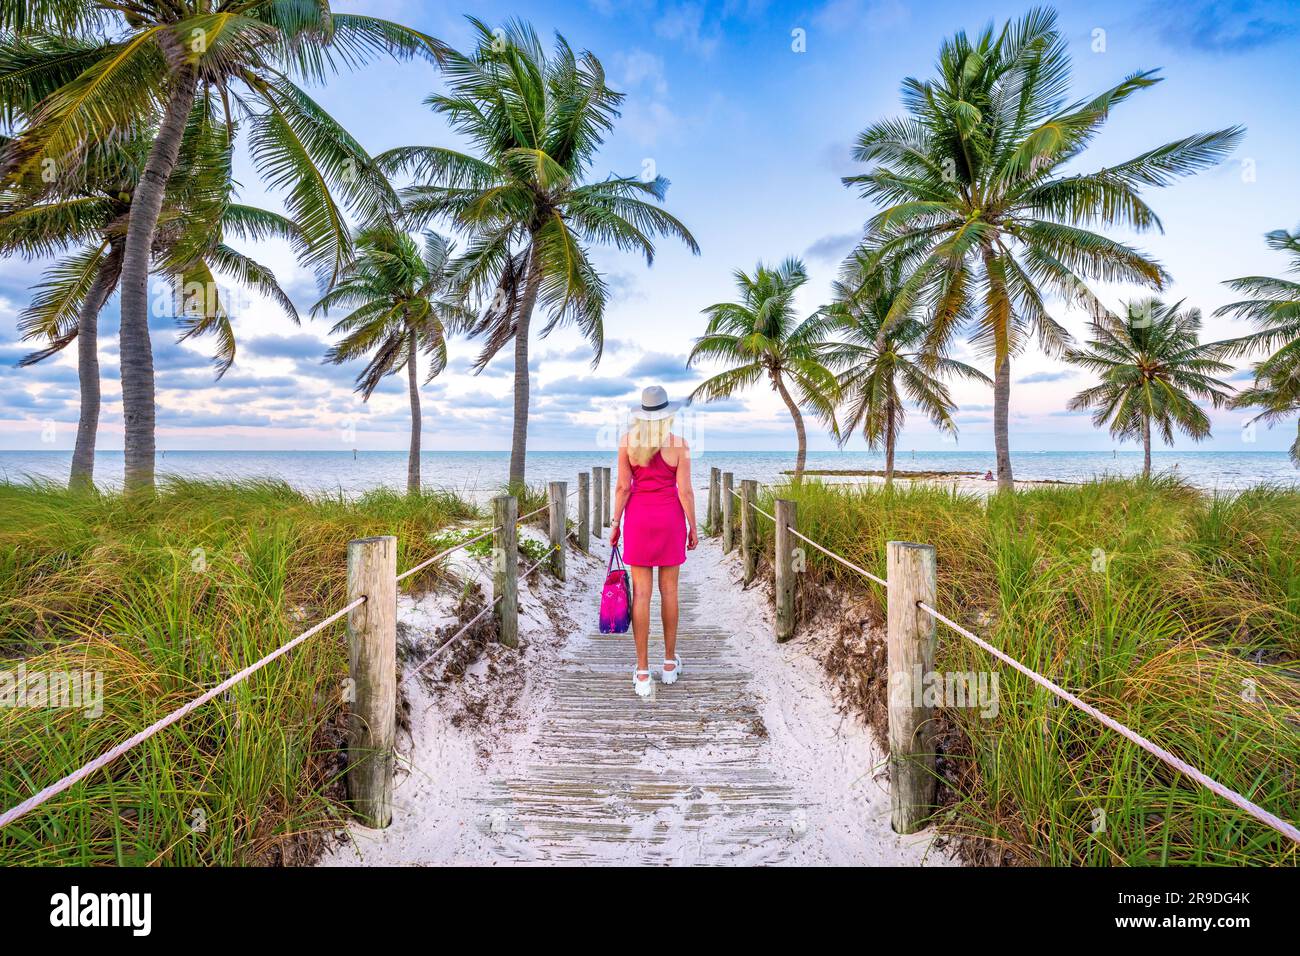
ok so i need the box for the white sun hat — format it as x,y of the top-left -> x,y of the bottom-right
630,384 -> 680,421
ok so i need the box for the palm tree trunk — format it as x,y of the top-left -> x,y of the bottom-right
773,372 -> 807,484
407,329 -> 421,495
1142,414 -> 1152,479
983,246 -> 1015,493
118,61 -> 198,493
508,243 -> 543,489
993,353 -> 1014,491
884,404 -> 896,487
68,257 -> 118,491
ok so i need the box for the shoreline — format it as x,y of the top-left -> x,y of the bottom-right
1,451 -> 1296,502
783,468 -> 1074,498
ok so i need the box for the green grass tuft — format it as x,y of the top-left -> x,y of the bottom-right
759,477 -> 1300,866
0,479 -> 477,866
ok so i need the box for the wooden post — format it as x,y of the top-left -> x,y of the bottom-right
721,471 -> 734,553
886,540 -> 938,834
577,472 -> 590,552
774,499 -> 797,643
346,535 -> 397,829
601,466 -> 612,528
548,481 -> 566,581
591,469 -> 602,540
492,495 -> 519,648
706,466 -> 720,534
740,479 -> 758,585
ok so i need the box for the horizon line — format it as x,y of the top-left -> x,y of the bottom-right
0,448 -> 1286,455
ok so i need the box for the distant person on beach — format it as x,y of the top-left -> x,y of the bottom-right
983,470 -> 994,481
610,386 -> 698,698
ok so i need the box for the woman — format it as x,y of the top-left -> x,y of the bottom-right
610,386 -> 699,698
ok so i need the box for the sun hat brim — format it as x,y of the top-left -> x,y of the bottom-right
628,400 -> 679,422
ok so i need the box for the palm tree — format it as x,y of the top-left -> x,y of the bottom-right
826,255 -> 990,485
1231,353 -> 1300,467
0,4 -> 447,491
843,7 -> 1242,490
1,109 -> 298,489
687,258 -> 838,483
379,18 -> 699,487
1063,299 -> 1235,477
1214,229 -> 1300,465
313,227 -> 468,494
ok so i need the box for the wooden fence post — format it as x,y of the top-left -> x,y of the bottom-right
886,540 -> 938,834
602,466 -> 612,528
721,471 -> 734,553
740,479 -> 758,585
774,499 -> 797,643
577,472 -> 590,552
548,481 -> 566,581
591,468 -> 603,540
493,495 -> 519,648
346,535 -> 397,829
707,467 -> 720,534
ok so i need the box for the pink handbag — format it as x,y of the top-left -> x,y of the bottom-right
599,546 -> 631,634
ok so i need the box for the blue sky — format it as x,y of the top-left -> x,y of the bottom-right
2,0 -> 1299,454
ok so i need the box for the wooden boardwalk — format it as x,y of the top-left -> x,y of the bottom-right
325,539 -> 945,867
479,573 -> 807,865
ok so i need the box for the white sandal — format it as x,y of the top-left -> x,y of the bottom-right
661,656 -> 682,685
633,669 -> 653,698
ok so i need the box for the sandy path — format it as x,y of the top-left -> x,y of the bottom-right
320,535 -> 952,867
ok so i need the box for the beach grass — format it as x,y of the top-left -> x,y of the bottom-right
0,478 -> 477,865
757,477 -> 1300,866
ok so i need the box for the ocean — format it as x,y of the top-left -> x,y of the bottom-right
1,449 -> 1296,502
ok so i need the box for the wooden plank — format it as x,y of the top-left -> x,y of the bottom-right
740,479 -> 758,585
548,481 -> 566,581
774,499 -> 797,643
577,472 -> 590,552
602,467 -> 612,528
721,471 -> 734,553
346,535 -> 397,829
706,466 -> 720,534
886,540 -> 937,834
493,495 -> 519,648
483,568 -> 803,863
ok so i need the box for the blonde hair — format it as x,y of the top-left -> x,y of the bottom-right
627,415 -> 675,467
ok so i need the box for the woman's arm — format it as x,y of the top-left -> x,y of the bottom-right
676,440 -> 698,550
610,441 -> 632,546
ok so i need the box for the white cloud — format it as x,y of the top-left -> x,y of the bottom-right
654,3 -> 721,57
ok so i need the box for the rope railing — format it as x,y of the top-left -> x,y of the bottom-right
0,472 -> 599,835
0,595 -> 366,831
728,485 -> 886,587
408,545 -> 558,677
916,601 -> 1300,845
715,468 -> 1300,846
790,527 -> 887,588
395,500 -> 552,583
396,526 -> 498,583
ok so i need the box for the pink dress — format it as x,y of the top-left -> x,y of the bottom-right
622,450 -> 687,567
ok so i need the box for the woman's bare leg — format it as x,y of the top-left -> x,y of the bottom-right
658,565 -> 680,668
630,564 -> 654,676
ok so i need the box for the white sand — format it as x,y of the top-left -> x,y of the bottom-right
319,530 -> 954,867
686,545 -> 953,866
